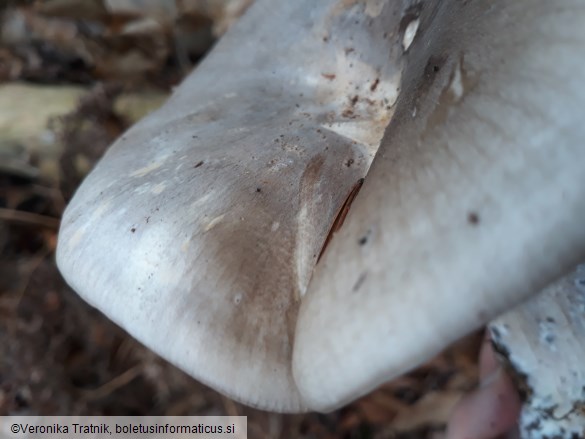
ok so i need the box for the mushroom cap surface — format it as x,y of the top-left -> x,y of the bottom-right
57,0 -> 403,411
293,0 -> 585,411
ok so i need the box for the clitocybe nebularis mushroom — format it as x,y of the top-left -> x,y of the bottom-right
57,0 -> 403,412
57,0 -> 585,424
293,0 -> 585,414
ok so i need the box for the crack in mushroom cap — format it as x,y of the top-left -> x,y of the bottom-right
57,0 -> 405,412
294,0 -> 585,412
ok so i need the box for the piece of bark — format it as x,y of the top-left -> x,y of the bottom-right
490,265 -> 585,438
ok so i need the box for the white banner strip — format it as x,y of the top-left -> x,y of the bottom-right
0,417 -> 247,439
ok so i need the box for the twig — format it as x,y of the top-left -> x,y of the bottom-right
81,364 -> 144,401
12,245 -> 53,309
0,207 -> 60,229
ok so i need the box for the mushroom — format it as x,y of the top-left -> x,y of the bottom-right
292,0 -> 585,413
57,0 -> 402,412
57,0 -> 585,428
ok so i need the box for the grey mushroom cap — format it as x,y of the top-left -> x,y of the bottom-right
293,0 -> 585,412
57,0 -> 402,412
57,0 -> 585,415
